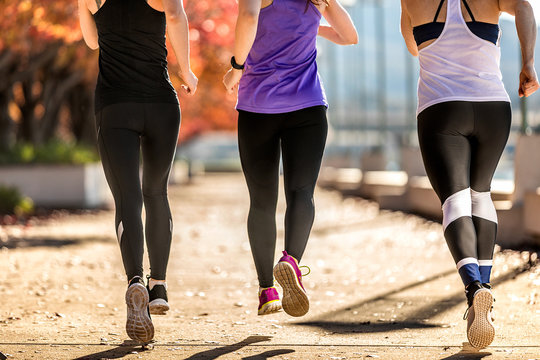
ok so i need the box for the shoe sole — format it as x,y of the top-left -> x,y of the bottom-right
149,298 -> 170,315
125,283 -> 154,343
274,261 -> 309,317
258,299 -> 282,316
468,289 -> 495,349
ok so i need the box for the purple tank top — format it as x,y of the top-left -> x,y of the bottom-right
236,0 -> 328,114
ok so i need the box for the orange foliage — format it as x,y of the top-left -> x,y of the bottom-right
173,0 -> 240,141
0,0 -> 82,53
0,0 -> 240,142
0,0 -> 97,88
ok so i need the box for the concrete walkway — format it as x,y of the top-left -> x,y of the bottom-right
0,173 -> 538,359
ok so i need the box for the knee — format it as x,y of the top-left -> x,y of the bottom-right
250,193 -> 277,213
471,189 -> 497,224
143,183 -> 168,198
287,187 -> 314,208
116,189 -> 143,210
142,190 -> 167,200
442,188 -> 471,231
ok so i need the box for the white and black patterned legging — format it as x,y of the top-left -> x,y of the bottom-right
417,100 -> 511,286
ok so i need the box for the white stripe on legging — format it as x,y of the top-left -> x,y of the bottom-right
117,221 -> 124,245
442,188 -> 472,231
471,189 -> 498,224
456,257 -> 478,270
478,259 -> 493,266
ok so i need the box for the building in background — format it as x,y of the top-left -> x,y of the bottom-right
317,0 -> 540,177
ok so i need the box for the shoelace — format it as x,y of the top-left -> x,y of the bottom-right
300,265 -> 311,277
490,298 -> 496,322
463,307 -> 470,321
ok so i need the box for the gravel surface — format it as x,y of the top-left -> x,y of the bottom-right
0,173 -> 538,359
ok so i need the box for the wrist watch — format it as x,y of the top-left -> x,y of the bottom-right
231,56 -> 245,70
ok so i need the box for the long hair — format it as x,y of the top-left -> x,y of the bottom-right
308,0 -> 329,6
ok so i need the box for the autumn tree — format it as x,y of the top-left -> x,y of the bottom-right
170,0 -> 239,141
0,0 -> 97,150
0,0 -> 240,152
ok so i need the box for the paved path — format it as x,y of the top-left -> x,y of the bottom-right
0,173 -> 539,359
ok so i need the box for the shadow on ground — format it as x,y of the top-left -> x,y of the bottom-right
297,263 -> 531,334
440,342 -> 492,359
184,336 -> 294,360
241,349 -> 295,359
72,342 -> 145,360
0,236 -> 114,249
310,214 -> 406,237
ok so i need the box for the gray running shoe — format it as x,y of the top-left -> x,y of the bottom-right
125,276 -> 154,343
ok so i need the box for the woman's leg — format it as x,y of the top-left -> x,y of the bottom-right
141,103 -> 181,281
238,110 -> 282,288
280,106 -> 328,261
97,103 -> 145,281
469,102 -> 511,284
417,101 -> 480,286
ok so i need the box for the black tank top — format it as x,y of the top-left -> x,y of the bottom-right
412,0 -> 499,47
93,0 -> 178,113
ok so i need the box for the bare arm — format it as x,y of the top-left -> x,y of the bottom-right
233,0 -> 262,66
223,0 -> 262,93
400,0 -> 418,57
78,0 -> 99,50
499,0 -> 538,97
318,0 -> 358,45
162,0 -> 197,94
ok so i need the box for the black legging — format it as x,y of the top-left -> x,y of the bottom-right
417,101 -> 511,285
238,106 -> 328,288
96,102 -> 180,281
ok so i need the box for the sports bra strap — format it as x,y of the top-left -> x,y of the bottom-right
461,0 -> 476,22
433,0 -> 445,22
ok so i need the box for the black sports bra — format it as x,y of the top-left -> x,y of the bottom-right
412,0 -> 499,46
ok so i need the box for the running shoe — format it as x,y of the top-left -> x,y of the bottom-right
147,276 -> 170,315
258,286 -> 282,315
125,276 -> 154,343
464,281 -> 495,349
482,283 -> 496,321
273,251 -> 310,317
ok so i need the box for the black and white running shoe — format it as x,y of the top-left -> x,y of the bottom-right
147,276 -> 170,315
125,276 -> 154,343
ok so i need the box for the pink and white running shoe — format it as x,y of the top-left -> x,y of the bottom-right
258,286 -> 282,315
273,251 -> 310,317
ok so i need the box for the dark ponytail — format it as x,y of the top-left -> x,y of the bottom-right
308,0 -> 329,5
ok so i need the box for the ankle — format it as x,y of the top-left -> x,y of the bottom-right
281,250 -> 301,264
128,275 -> 144,285
465,280 -> 483,307
148,278 -> 167,291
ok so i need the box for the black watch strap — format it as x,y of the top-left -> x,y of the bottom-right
231,56 -> 245,70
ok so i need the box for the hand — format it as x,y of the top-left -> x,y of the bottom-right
519,63 -> 539,98
223,68 -> 243,94
179,70 -> 198,96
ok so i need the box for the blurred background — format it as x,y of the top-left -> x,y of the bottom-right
2,4 -> 540,354
1,0 -> 540,246
317,1 -> 540,178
